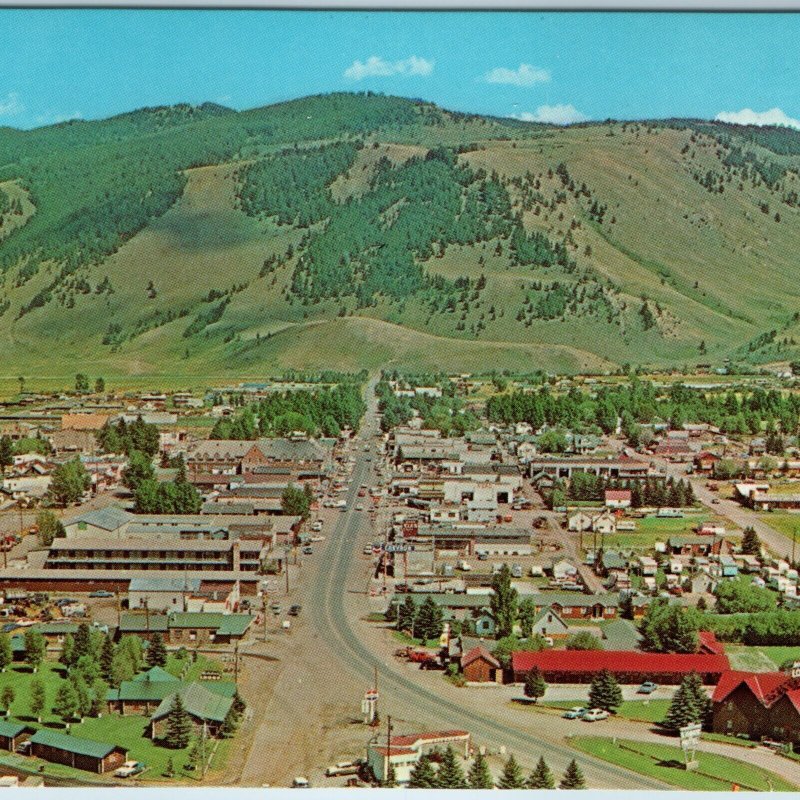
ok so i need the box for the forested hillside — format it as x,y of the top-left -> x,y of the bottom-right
1,91 -> 800,390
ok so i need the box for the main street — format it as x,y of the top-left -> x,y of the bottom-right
232,382 -> 800,789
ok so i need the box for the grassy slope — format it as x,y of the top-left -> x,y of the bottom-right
3,100 -> 800,386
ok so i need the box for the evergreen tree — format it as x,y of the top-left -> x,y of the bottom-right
100,635 -> 115,681
490,564 -> 519,639
527,756 -> 555,789
0,634 -> 12,673
165,694 -> 193,748
663,672 -> 711,730
407,754 -> 437,788
60,633 -> 76,670
24,630 -> 45,673
415,596 -> 444,642
467,751 -> 494,789
221,706 -> 238,738
588,669 -> 622,712
741,527 -> 762,557
524,667 -> 547,703
559,759 -> 586,789
619,593 -> 634,620
147,633 -> 168,668
497,754 -> 525,789
518,598 -> 537,638
397,595 -> 417,634
164,757 -> 175,778
436,745 -> 467,788
232,690 -> 246,716
74,622 -> 94,660
90,678 -> 107,717
53,682 -> 79,720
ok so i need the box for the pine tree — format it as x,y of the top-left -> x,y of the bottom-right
73,622 -> 94,660
497,754 -> 525,789
221,707 -> 238,738
467,751 -> 494,789
408,754 -> 437,788
415,596 -> 443,642
60,633 -> 76,670
53,682 -> 79,721
24,630 -> 45,673
663,672 -> 711,730
527,756 -> 555,789
147,632 -> 168,668
741,527 -> 762,557
524,667 -> 547,703
588,669 -> 622,712
0,634 -> 12,673
165,694 -> 193,748
490,565 -> 519,639
100,635 -> 115,681
164,757 -> 175,778
436,745 -> 467,788
232,690 -> 246,716
397,595 -> 417,634
559,759 -> 586,789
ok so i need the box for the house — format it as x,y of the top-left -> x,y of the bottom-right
567,511 -> 594,532
106,666 -> 183,715
605,489 -> 632,509
549,558 -> 578,583
712,669 -> 800,745
636,556 -> 658,576
510,650 -> 729,685
591,511 -> 617,535
530,606 -> 569,641
149,681 -> 235,739
367,731 -> 470,785
471,611 -> 496,638
117,612 -> 253,645
667,536 -> 732,557
0,721 -> 33,752
461,646 -> 501,683
694,452 -> 721,473
29,730 -> 127,774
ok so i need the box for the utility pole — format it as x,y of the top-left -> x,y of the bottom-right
234,640 -> 239,685
385,714 -> 393,785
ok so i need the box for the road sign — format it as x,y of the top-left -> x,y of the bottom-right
679,722 -> 701,749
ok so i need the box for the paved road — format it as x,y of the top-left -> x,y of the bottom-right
658,458 -> 796,560
306,379 -> 669,789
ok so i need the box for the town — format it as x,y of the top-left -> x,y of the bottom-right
0,368 -> 798,789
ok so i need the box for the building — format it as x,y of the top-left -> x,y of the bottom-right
712,670 -> 800,745
44,539 -> 266,573
60,413 -> 111,432
605,489 -> 632,509
106,666 -> 183,715
367,731 -> 470,784
118,611 -> 254,644
461,646 -> 501,683
530,606 -> 570,641
511,650 -> 729,684
0,721 -> 33,752
149,681 -> 235,739
29,730 -> 127,774
528,456 -> 651,482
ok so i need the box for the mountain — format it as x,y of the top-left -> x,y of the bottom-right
1,91 -> 800,391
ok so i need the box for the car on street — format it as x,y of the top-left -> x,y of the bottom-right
302,546 -> 313,555
637,681 -> 659,694
289,604 -> 302,616
562,707 -> 588,719
583,708 -> 610,722
271,603 -> 281,615
292,777 -> 310,788
363,545 -> 373,555
356,504 -> 365,511
89,590 -> 114,598
115,761 -> 145,778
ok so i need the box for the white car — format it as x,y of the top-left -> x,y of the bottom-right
114,761 -> 144,778
583,708 -> 610,722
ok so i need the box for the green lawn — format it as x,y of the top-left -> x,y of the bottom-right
0,659 -> 231,782
542,699 -> 671,724
165,652 -> 225,682
756,513 -> 800,549
726,646 -> 785,672
570,737 -> 798,792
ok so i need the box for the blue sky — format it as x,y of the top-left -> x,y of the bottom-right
2,10 -> 800,130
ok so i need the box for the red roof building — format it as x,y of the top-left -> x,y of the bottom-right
712,670 -> 800,745
697,630 -> 726,656
604,489 -> 632,508
511,650 -> 729,684
461,646 -> 501,683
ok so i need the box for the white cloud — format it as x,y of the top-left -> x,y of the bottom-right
481,63 -> 550,87
343,55 -> 434,81
715,107 -> 800,130
511,104 -> 588,125
0,92 -> 23,117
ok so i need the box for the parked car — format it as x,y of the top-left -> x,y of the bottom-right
302,546 -> 313,555
363,546 -> 373,555
114,761 -> 145,778
562,707 -> 588,719
583,708 -> 610,722
637,681 -> 659,694
289,604 -> 302,616
292,777 -> 310,788
89,590 -> 114,598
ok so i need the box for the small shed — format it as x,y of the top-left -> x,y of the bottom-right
461,646 -> 501,683
0,720 -> 33,752
29,730 -> 127,774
